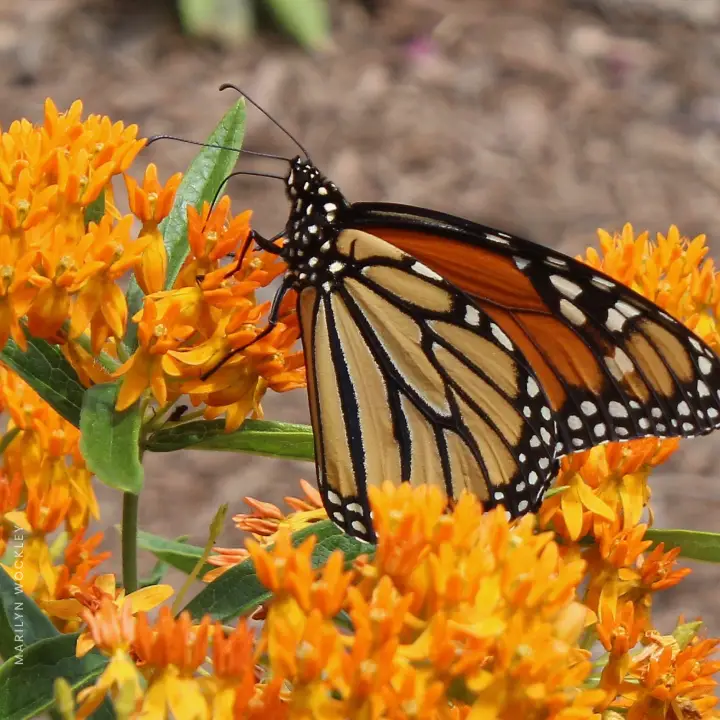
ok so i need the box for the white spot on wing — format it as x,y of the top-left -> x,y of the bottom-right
513,256 -> 531,270
609,401 -> 628,418
606,308 -> 627,332
491,324 -> 513,351
592,276 -> 616,290
581,401 -> 597,416
465,306 -> 481,326
545,257 -> 568,269
615,300 -> 641,319
486,233 -> 511,246
412,262 -> 444,281
527,378 -> 540,397
614,348 -> 635,374
550,275 -> 583,299
699,356 -> 713,376
559,299 -> 586,326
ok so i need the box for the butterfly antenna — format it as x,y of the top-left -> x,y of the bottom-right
146,134 -> 291,163
219,83 -> 311,160
207,169 -> 287,215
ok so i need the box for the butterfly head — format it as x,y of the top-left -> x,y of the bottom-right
281,157 -> 349,284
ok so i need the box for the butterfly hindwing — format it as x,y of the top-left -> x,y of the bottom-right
297,229 -> 560,541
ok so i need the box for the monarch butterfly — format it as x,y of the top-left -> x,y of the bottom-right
211,87 -> 720,543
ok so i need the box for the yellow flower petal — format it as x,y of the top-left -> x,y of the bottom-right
125,584 -> 174,613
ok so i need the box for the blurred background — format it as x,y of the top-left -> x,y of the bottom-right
2,0 -> 720,633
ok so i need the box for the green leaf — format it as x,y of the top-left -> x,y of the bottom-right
264,0 -> 330,50
125,100 -> 246,349
84,190 -> 105,226
136,530 -> 211,576
183,521 -> 354,621
644,528 -> 720,563
145,419 -> 314,461
140,558 -> 169,588
79,383 -> 144,493
0,335 -> 85,428
0,634 -> 109,720
178,0 -> 256,45
312,531 -> 371,567
183,555 -> 270,623
0,568 -> 59,661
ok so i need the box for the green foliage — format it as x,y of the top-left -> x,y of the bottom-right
145,418 -> 315,460
177,0 -> 331,50
80,383 -> 144,493
644,528 -> 720,563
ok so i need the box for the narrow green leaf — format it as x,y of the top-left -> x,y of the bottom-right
264,0 -> 330,50
136,530 -> 210,576
125,100 -> 246,349
178,0 -> 255,45
145,419 -> 314,461
84,190 -> 105,226
0,568 -> 59,661
644,528 -> 720,563
184,521 -> 346,621
0,634 -> 108,720
0,335 -> 85,427
0,428 -> 20,457
79,383 -> 143,493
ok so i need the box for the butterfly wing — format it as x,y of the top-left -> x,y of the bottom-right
347,202 -> 720,456
297,228 -> 560,542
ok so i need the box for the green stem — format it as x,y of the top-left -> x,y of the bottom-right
122,492 -> 140,593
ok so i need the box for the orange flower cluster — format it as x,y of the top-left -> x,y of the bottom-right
0,99 -> 145,353
0,98 -> 305,430
0,365 -> 114,629
113,194 -> 305,428
70,483 -> 607,719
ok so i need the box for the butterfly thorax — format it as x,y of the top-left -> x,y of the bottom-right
282,157 -> 351,288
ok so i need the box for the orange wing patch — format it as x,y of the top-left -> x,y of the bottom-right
374,229 -> 548,310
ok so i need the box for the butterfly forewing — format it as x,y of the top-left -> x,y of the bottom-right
349,205 -> 720,457
297,229 -> 559,541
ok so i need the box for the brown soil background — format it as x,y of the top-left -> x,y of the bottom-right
2,0 -> 720,635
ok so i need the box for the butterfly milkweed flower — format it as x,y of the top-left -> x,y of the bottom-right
1,98 -> 718,718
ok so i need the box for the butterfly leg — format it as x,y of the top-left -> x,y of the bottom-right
200,272 -> 295,379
